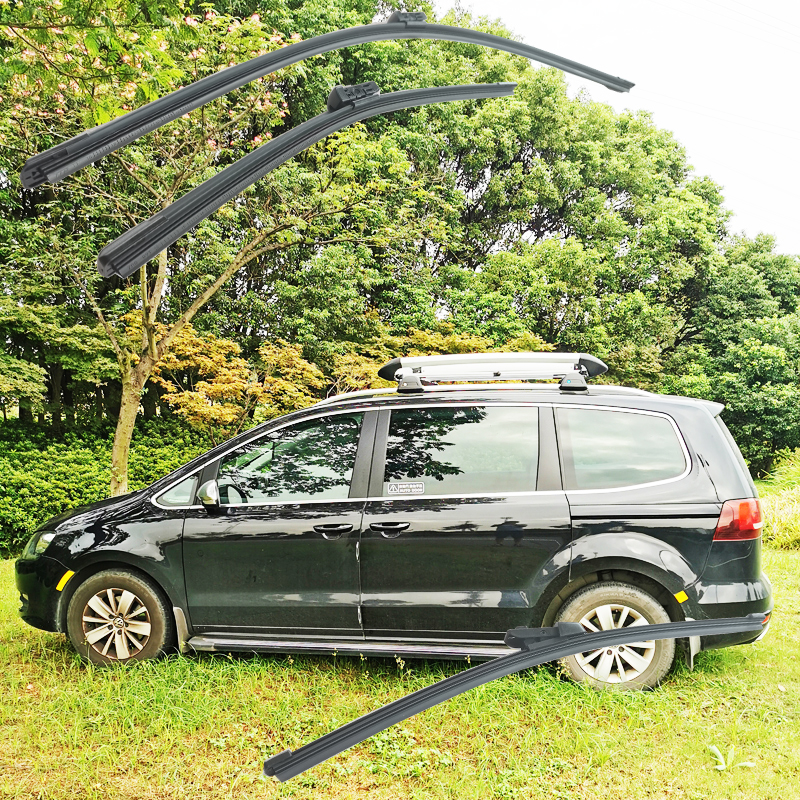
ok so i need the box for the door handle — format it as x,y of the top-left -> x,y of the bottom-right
313,523 -> 353,540
369,521 -> 410,538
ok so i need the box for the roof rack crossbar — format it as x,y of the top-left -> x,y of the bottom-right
95,81 -> 515,279
20,11 -> 633,189
378,352 -> 608,390
263,613 -> 767,782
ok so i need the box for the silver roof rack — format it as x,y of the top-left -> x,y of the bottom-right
376,352 -> 607,393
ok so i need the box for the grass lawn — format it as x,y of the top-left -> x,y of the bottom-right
0,550 -> 797,800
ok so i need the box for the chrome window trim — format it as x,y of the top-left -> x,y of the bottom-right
149,407 -> 372,511
149,401 -> 543,510
553,403 -> 692,494
150,400 -> 692,509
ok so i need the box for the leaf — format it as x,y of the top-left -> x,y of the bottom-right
84,31 -> 100,57
708,744 -> 726,770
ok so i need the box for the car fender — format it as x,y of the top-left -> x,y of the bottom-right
522,544 -> 574,623
52,535 -> 188,634
569,531 -> 701,612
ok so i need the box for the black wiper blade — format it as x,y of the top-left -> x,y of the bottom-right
96,80 -> 516,279
20,10 -> 634,189
263,613 -> 768,782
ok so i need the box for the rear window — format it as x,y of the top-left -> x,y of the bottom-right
556,407 -> 687,490
715,416 -> 757,496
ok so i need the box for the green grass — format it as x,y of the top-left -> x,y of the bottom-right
758,450 -> 800,549
1,551 -> 798,799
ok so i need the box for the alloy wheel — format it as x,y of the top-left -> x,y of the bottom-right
575,603 -> 656,683
81,587 -> 152,660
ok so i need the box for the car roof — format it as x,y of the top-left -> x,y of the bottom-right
312,383 -> 725,417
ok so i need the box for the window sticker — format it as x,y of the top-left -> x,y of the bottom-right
387,482 -> 425,495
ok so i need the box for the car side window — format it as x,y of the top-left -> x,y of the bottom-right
382,405 -> 539,497
216,412 -> 364,505
157,475 -> 198,507
556,407 -> 687,490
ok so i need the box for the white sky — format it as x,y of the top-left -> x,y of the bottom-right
437,0 -> 800,256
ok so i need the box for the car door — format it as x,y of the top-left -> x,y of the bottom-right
182,409 -> 375,638
359,402 -> 571,642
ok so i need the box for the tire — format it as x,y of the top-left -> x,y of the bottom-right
66,569 -> 175,665
554,582 -> 676,690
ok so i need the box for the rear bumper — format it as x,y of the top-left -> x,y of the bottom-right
692,570 -> 773,650
15,555 -> 70,632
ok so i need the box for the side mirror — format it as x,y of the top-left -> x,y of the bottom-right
197,479 -> 220,510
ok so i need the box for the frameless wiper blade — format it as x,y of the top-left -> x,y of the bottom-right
96,80 -> 516,279
263,613 -> 768,782
20,10 -> 634,189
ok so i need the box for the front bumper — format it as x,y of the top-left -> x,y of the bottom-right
15,554 -> 71,632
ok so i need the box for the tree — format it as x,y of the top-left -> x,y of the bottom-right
149,328 -> 327,442
2,1 -> 459,493
3,0 -> 798,479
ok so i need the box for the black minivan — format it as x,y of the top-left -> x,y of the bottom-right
15,352 -> 772,689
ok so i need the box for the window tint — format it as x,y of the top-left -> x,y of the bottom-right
383,405 -> 539,496
556,407 -> 686,490
158,475 -> 198,507
217,413 -> 363,504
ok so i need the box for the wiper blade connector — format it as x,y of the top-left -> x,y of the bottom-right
20,11 -> 633,189
96,81 -> 516,279
263,613 -> 768,782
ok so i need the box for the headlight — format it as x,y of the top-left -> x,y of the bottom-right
22,531 -> 56,559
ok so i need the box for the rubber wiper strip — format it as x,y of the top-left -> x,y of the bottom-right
96,81 -> 516,279
20,11 -> 633,189
263,613 -> 768,782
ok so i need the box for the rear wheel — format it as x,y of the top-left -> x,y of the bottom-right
66,569 -> 174,665
554,582 -> 676,690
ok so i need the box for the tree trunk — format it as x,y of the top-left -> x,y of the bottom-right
38,354 -> 46,424
109,373 -> 146,496
142,384 -> 159,420
63,371 -> 75,426
103,381 -> 122,420
19,398 -> 33,423
50,362 -> 64,434
95,385 -> 104,421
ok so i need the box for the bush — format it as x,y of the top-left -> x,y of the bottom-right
756,448 -> 800,550
0,419 -> 213,555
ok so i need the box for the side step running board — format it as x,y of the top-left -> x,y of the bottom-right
187,634 -> 513,661
20,10 -> 633,189
264,613 -> 769,782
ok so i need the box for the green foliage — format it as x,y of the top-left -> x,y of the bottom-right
1,0 -> 799,480
0,419 -> 212,553
0,353 -> 47,410
252,339 -> 327,422
756,448 -> 800,549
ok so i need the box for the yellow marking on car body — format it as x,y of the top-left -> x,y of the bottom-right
56,571 -> 75,592
674,590 -> 688,604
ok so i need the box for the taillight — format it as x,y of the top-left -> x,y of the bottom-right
713,498 -> 763,541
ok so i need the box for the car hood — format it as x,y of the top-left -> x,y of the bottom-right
37,490 -> 142,532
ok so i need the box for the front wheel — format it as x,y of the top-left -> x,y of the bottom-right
66,569 -> 175,665
554,582 -> 676,690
